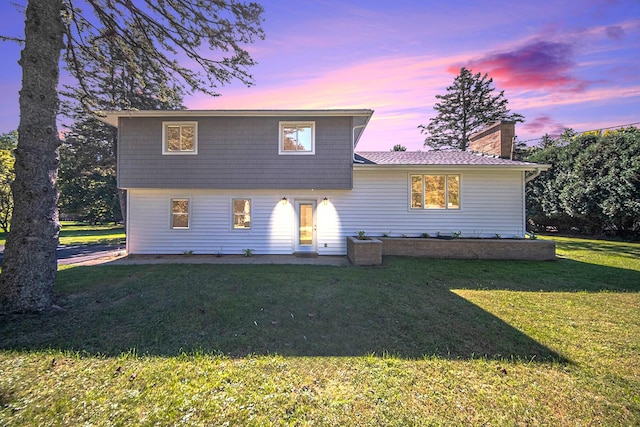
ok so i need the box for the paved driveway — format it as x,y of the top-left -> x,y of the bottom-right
0,244 -> 125,266
0,245 -> 349,266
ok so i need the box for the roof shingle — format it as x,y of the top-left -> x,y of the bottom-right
354,151 -> 547,168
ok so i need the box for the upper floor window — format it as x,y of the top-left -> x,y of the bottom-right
411,174 -> 460,209
279,121 -> 315,155
163,122 -> 198,154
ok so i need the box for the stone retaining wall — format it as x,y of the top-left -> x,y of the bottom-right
380,237 -> 556,261
346,236 -> 382,266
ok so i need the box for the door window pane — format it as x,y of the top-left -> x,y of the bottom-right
299,203 -> 313,245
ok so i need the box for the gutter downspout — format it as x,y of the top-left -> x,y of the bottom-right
525,167 -> 543,183
352,124 -> 366,163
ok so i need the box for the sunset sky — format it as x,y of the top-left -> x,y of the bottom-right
0,0 -> 638,150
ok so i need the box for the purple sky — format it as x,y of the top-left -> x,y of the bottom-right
1,0 -> 639,150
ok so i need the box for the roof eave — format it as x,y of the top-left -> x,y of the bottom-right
96,109 -> 375,128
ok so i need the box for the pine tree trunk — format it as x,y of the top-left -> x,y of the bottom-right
0,0 -> 64,313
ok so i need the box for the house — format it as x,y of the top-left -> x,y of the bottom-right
99,110 -> 549,256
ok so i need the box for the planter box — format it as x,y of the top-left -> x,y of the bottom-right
380,237 -> 556,261
347,236 -> 382,265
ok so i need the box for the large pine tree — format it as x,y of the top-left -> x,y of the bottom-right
0,0 -> 264,314
419,67 -> 523,151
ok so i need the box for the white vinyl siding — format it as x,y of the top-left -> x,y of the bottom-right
342,168 -> 525,239
126,168 -> 526,255
128,190 -> 297,255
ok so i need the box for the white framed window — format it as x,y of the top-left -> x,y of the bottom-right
410,174 -> 460,210
279,121 -> 315,155
170,198 -> 190,229
232,198 -> 251,229
163,121 -> 198,154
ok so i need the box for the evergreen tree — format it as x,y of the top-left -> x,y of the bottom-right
59,27 -> 186,225
526,127 -> 640,238
511,138 -> 532,161
58,118 -> 120,224
419,67 -> 523,151
1,0 -> 264,314
391,144 -> 407,151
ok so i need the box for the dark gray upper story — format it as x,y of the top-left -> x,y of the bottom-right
103,110 -> 373,190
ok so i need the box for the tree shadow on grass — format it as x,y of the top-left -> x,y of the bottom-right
394,257 -> 640,293
0,261 -> 589,362
553,238 -> 640,262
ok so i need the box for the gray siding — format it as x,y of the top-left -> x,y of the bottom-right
118,116 -> 354,189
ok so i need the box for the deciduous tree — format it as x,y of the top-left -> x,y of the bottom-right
0,0 -> 264,314
0,131 -> 17,232
419,67 -> 523,151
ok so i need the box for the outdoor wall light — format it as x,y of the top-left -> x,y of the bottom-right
323,197 -> 328,206
281,196 -> 287,205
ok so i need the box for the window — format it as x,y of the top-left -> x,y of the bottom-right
171,199 -> 190,229
410,175 -> 460,209
279,121 -> 315,154
163,122 -> 197,154
232,198 -> 251,229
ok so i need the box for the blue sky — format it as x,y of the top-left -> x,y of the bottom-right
1,0 -> 639,150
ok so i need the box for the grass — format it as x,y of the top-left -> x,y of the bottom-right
0,221 -> 125,247
58,222 -> 125,246
1,236 -> 639,425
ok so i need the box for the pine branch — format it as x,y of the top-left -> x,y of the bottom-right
0,35 -> 25,44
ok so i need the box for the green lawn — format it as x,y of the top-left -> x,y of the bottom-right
0,222 -> 125,247
1,236 -> 639,425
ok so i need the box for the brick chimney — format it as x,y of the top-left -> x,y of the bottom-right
468,121 -> 515,159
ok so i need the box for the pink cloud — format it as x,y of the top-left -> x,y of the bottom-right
188,54 -> 464,112
509,85 -> 640,111
185,55 -> 457,150
605,25 -> 625,40
458,41 -> 589,93
521,115 -> 566,138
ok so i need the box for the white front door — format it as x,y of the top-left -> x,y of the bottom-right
295,200 -> 317,253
